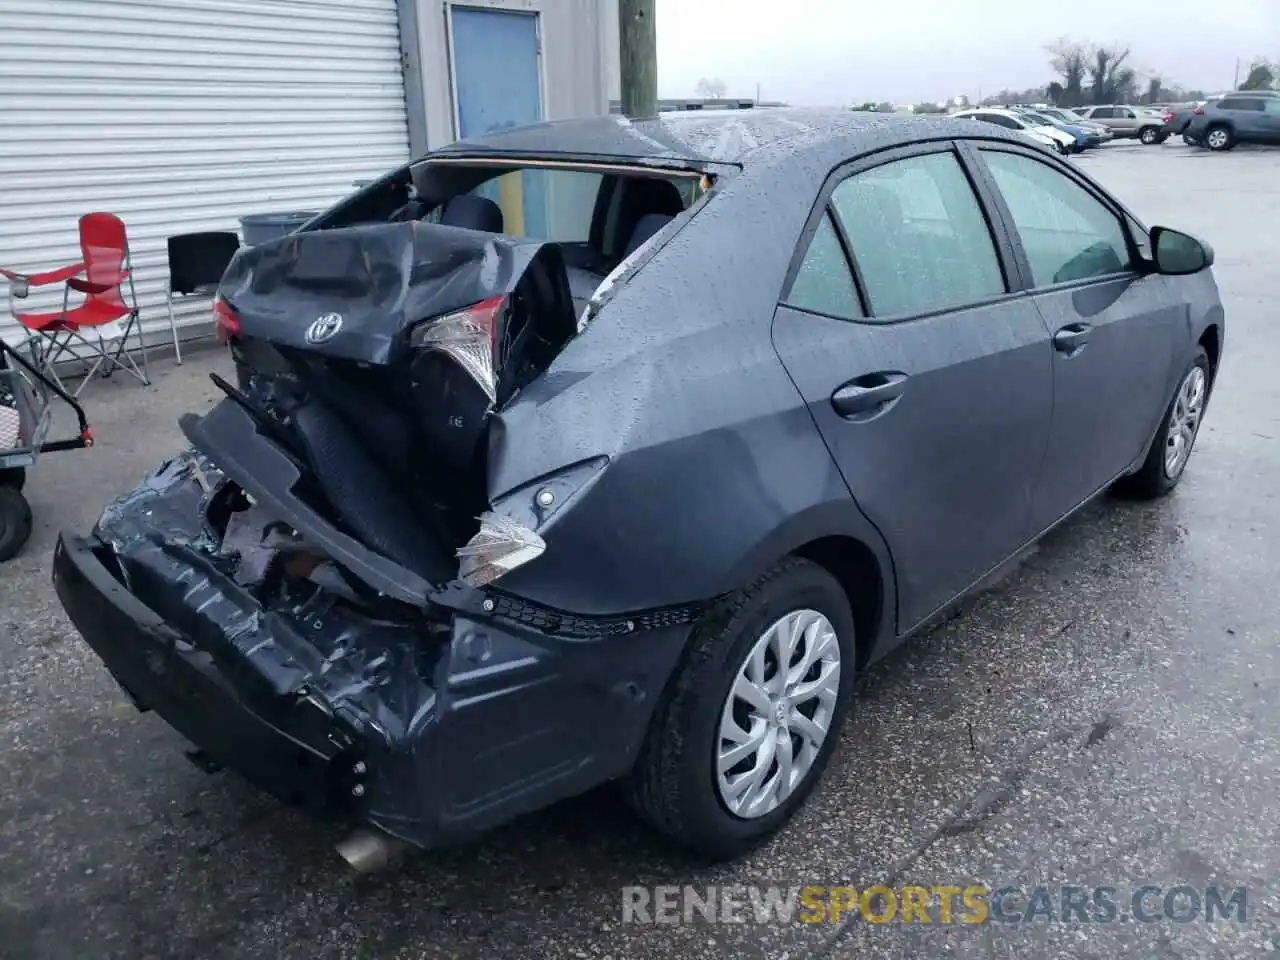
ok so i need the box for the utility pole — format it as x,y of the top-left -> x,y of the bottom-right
1234,58 -> 1241,90
618,0 -> 657,118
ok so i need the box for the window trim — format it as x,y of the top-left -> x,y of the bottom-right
781,209 -> 868,322
780,140 -> 1023,326
960,139 -> 1146,294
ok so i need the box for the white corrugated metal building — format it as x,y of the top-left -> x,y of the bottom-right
0,0 -> 620,351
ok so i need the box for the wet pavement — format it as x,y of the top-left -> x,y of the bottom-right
2,140 -> 1279,960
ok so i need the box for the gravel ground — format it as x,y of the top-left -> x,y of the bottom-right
1,139 -> 1278,960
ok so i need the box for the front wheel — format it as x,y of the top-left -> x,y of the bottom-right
623,558 -> 856,859
1113,348 -> 1210,499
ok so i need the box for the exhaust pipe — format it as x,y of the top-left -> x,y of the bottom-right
335,828 -> 408,874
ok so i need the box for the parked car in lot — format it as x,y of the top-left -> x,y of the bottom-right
1035,107 -> 1115,142
1184,94 -> 1280,150
1161,102 -> 1206,143
1011,108 -> 1106,149
951,107 -> 1077,153
52,110 -> 1225,864
1076,105 -> 1169,143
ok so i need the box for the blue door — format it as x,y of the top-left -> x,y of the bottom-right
449,6 -> 545,235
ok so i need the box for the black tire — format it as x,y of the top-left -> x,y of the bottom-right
0,485 -> 33,562
1204,124 -> 1234,151
1113,348 -> 1211,500
1139,126 -> 1161,145
0,467 -> 26,492
623,558 -> 856,860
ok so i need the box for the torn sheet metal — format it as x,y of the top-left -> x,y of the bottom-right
93,450 -> 446,745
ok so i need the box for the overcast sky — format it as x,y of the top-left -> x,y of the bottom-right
655,0 -> 1279,104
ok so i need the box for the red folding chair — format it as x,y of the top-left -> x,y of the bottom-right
1,212 -> 149,397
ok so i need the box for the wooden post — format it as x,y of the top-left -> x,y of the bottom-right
618,0 -> 657,118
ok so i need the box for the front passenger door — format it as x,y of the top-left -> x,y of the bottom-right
1263,99 -> 1280,144
973,145 -> 1180,530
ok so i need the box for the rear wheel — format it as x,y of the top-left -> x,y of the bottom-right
623,558 -> 856,859
0,485 -> 33,562
1139,126 -> 1162,145
1205,125 -> 1234,151
1113,348 -> 1210,499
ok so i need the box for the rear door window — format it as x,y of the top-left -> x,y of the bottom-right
830,151 -> 1006,318
981,150 -> 1131,286
784,213 -> 863,319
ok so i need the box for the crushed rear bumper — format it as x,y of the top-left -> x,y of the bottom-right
52,453 -> 694,850
53,532 -> 353,812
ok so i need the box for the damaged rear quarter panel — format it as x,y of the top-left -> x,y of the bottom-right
485,149 -> 894,617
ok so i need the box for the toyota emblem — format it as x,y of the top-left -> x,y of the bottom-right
305,313 -> 343,344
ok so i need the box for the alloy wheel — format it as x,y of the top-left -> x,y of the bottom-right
1206,129 -> 1229,150
716,608 -> 841,819
1164,366 -> 1206,479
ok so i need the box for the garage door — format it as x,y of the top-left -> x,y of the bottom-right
0,0 -> 411,348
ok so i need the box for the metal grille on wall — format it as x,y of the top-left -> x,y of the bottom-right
0,0 -> 411,348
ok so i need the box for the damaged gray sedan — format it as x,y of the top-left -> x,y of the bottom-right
53,111 -> 1225,864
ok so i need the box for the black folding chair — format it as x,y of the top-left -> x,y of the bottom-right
165,232 -> 240,364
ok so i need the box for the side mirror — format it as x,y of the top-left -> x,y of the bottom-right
1150,226 -> 1214,275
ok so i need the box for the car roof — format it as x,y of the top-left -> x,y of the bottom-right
427,108 -> 1029,168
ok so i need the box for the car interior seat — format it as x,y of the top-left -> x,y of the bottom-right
440,194 -> 505,233
614,178 -> 686,262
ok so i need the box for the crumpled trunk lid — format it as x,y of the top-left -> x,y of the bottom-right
218,219 -> 576,366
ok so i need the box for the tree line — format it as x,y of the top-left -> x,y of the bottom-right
847,41 -> 1278,113
1017,39 -> 1274,107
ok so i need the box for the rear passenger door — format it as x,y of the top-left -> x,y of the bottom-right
771,144 -> 1054,633
1089,106 -> 1117,132
967,142 -> 1180,530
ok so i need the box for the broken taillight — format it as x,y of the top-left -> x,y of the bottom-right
409,294 -> 506,403
456,513 -> 546,587
213,297 -> 240,344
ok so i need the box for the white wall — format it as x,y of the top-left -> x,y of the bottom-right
413,0 -> 622,150
0,0 -> 411,347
